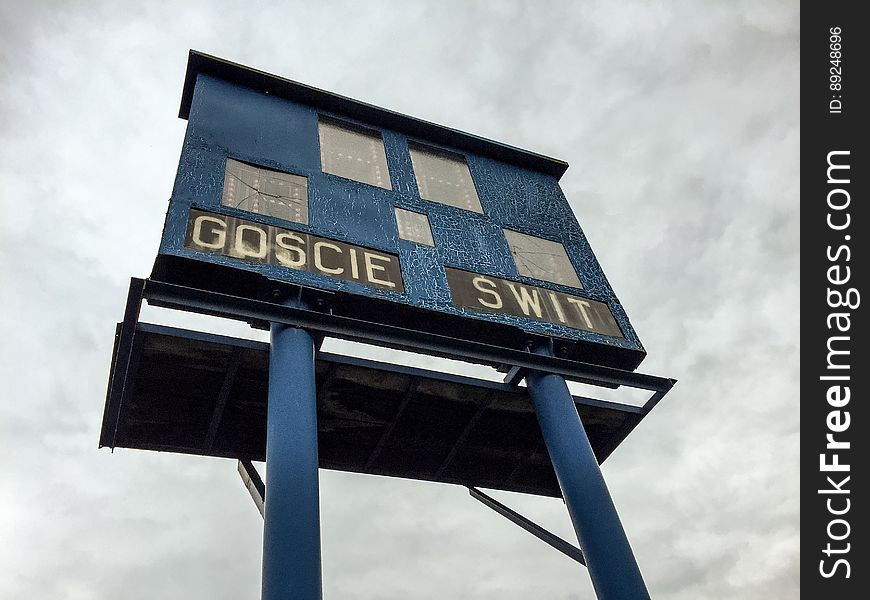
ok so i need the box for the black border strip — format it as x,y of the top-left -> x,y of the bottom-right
803,5 -> 868,596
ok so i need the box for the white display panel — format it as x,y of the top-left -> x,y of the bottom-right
503,229 -> 583,289
221,159 -> 309,225
319,119 -> 392,190
409,144 -> 482,213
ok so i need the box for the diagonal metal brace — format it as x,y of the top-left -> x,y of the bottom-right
468,487 -> 586,566
237,459 -> 265,518
239,462 -> 586,565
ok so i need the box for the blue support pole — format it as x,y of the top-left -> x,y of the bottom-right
526,353 -> 650,600
262,320 -> 322,600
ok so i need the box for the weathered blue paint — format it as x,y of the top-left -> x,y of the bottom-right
159,72 -> 643,353
527,360 -> 650,600
262,318 -> 322,600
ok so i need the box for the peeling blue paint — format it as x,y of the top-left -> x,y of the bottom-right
159,75 -> 643,352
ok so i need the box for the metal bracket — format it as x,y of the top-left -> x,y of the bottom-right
502,365 -> 527,386
468,487 -> 586,566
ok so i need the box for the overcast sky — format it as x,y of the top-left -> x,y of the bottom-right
0,1 -> 799,598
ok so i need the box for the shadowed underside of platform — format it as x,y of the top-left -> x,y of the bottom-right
101,323 -> 646,498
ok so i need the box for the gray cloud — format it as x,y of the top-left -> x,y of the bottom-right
0,1 -> 798,598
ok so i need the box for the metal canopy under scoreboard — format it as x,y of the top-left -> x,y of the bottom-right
101,320 -> 660,498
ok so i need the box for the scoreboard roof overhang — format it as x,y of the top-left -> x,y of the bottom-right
178,50 -> 570,180
101,321 -> 661,498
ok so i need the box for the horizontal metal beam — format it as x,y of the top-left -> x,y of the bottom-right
468,487 -> 586,566
140,278 -> 676,395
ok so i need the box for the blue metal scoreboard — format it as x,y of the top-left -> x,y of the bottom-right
152,51 -> 646,371
104,52 -> 676,599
